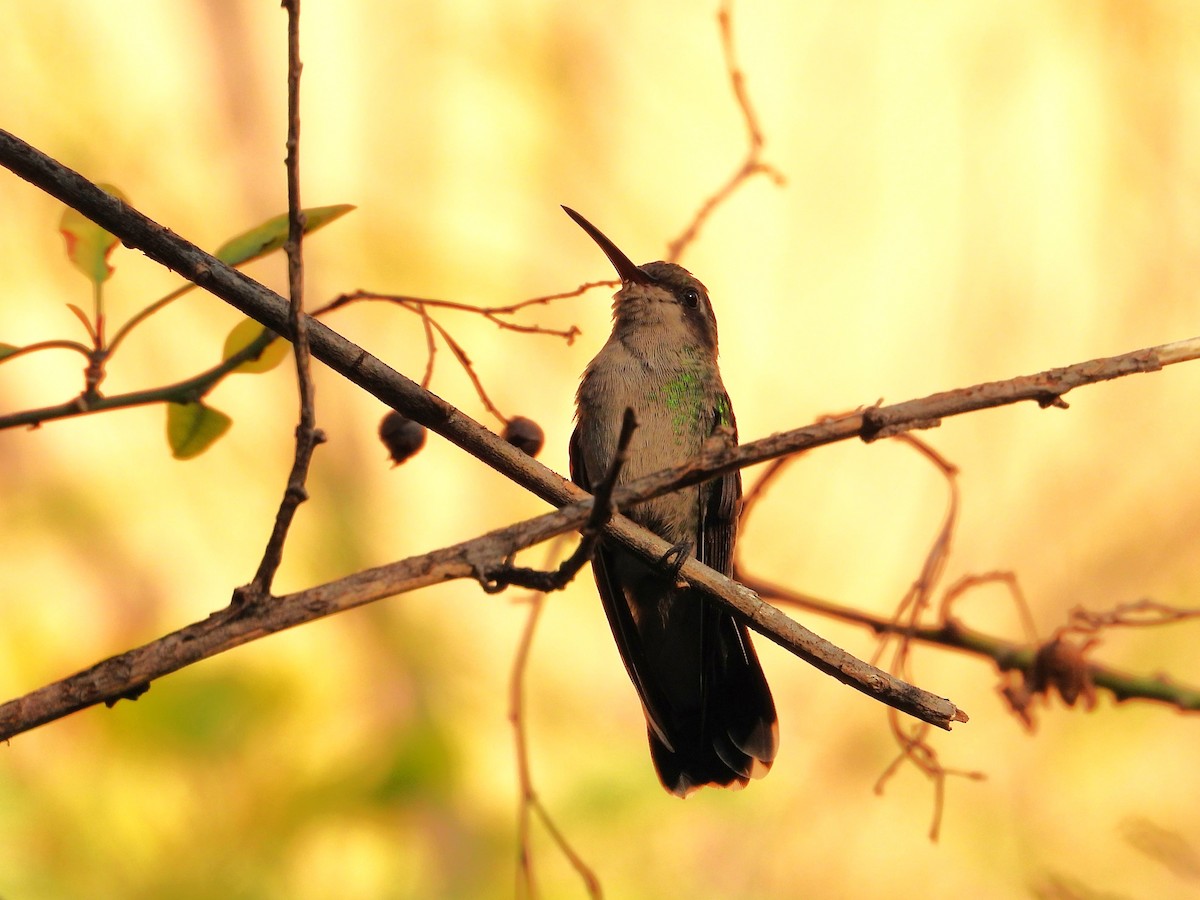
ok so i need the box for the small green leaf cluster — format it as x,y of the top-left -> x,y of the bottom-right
0,192 -> 354,459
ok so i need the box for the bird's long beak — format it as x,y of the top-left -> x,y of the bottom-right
562,206 -> 652,286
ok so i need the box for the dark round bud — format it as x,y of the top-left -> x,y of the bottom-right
503,416 -> 544,457
378,410 -> 426,466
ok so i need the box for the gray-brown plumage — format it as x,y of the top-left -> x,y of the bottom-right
565,206 -> 778,796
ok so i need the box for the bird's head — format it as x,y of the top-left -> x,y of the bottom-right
563,206 -> 719,352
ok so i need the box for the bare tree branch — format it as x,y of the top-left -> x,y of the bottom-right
0,429 -> 967,741
4,125 -> 1200,742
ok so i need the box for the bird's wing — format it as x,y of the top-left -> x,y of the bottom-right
570,421 -> 677,748
696,394 -> 742,701
695,395 -> 777,774
696,392 -> 741,579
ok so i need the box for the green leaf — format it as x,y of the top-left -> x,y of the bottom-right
59,183 -> 127,285
221,318 -> 290,374
0,344 -> 18,361
213,203 -> 355,267
166,401 -> 232,460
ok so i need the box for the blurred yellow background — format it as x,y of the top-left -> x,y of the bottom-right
3,1 -> 1200,897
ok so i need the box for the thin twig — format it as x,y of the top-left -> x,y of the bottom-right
315,287 -> 593,423
0,339 -> 92,364
64,303 -> 97,344
940,572 -> 1039,645
1067,598 -> 1200,633
509,542 -> 603,900
91,279 -> 105,350
106,283 -> 195,354
873,436 -> 960,668
513,590 -> 543,900
665,0 -> 786,263
0,329 -> 280,431
243,0 -> 325,598
868,435 -> 969,841
423,314 -> 510,425
315,282 -> 613,342
418,308 -> 436,390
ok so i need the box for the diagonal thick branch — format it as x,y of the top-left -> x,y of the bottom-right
4,128 -> 1200,741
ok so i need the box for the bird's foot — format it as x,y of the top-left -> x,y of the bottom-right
657,540 -> 694,583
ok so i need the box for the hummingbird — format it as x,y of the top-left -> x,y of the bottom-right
564,206 -> 778,796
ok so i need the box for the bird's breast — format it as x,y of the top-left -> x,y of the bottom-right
576,342 -> 719,541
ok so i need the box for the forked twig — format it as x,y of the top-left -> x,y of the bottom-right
312,286 -> 600,426
482,409 -> 637,593
510,540 -> 603,900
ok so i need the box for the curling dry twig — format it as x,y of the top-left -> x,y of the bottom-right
867,435 -> 982,841
738,430 -> 1200,836
737,434 -> 1200,760
0,338 -> 92,364
1067,598 -> 1200,633
938,572 -> 1040,645
665,0 -> 786,263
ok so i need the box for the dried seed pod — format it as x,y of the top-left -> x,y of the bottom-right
378,410 -> 426,465
503,416 -> 544,457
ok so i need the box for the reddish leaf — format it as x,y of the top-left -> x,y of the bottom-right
59,184 -> 127,285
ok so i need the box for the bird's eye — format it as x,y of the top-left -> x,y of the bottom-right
682,288 -> 700,308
